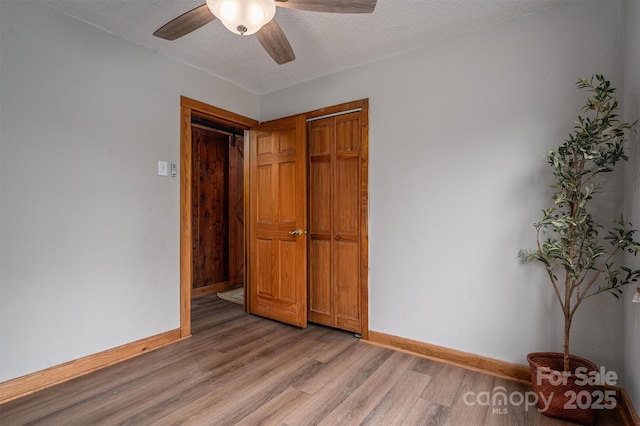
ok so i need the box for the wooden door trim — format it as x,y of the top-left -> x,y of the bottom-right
358,100 -> 369,340
181,97 -> 258,128
179,96 -> 258,338
305,99 -> 369,339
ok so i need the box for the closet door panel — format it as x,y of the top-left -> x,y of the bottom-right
335,239 -> 360,332
309,160 -> 331,235
336,113 -> 361,152
309,121 -> 331,156
309,238 -> 332,324
334,156 -> 360,236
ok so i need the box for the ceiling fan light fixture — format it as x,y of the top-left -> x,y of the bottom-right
206,0 -> 276,35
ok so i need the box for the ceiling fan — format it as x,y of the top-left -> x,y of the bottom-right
153,0 -> 377,65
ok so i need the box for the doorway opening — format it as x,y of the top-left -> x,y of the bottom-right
190,115 -> 245,298
179,97 -> 258,338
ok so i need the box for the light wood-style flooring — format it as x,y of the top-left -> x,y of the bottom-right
0,294 -> 625,425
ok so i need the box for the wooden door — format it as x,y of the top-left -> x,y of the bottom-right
192,126 -> 229,292
308,111 -> 363,333
248,115 -> 307,327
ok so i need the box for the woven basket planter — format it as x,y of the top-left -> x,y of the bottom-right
527,352 -> 597,425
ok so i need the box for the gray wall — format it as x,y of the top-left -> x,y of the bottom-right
0,1 -> 259,381
623,0 -> 640,410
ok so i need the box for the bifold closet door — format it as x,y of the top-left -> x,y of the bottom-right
308,111 -> 362,334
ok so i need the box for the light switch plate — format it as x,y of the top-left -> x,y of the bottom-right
171,162 -> 177,177
158,161 -> 168,176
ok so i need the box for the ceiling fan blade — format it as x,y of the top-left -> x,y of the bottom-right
275,0 -> 377,13
153,4 -> 216,40
255,20 -> 296,65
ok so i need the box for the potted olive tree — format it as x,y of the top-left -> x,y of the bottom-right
520,75 -> 639,424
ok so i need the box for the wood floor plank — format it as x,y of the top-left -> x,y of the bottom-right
317,351 -> 418,425
234,386 -> 310,426
0,294 -> 625,426
420,363 -> 468,407
294,339 -> 377,395
307,328 -> 357,363
361,369 -> 433,425
411,356 -> 446,377
171,356 -> 321,425
403,398 -> 450,426
443,369 -> 495,426
195,355 -> 320,424
282,346 -> 394,425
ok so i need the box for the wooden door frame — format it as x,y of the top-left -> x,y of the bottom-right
179,96 -> 258,337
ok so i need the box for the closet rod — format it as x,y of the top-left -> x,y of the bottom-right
306,108 -> 362,122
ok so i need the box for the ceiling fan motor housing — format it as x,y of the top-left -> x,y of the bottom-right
206,0 -> 276,35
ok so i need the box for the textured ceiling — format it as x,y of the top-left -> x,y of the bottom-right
42,0 -> 572,95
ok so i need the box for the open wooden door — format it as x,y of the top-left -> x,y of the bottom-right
248,115 -> 308,327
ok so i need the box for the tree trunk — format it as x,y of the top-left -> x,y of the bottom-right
563,314 -> 571,372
